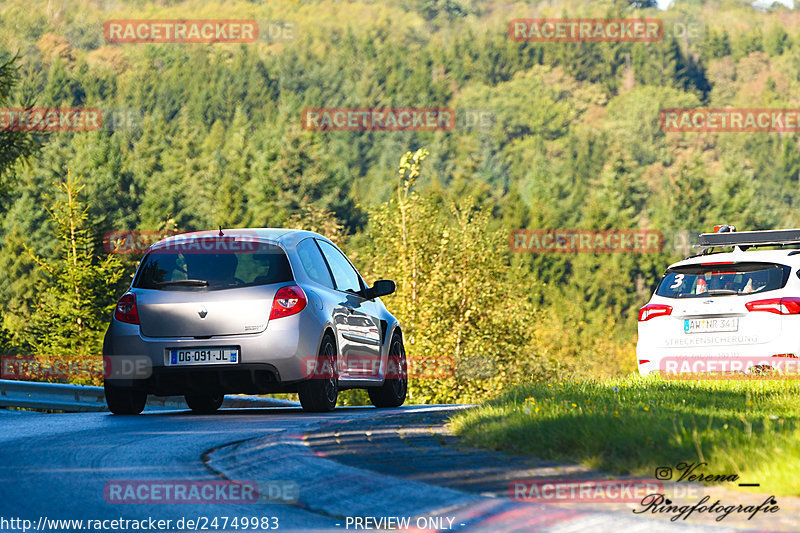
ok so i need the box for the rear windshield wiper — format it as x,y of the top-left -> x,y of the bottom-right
705,289 -> 738,296
154,279 -> 209,287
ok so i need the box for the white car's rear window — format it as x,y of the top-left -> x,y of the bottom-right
655,262 -> 791,299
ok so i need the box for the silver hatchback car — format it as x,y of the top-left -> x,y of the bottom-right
102,228 -> 406,414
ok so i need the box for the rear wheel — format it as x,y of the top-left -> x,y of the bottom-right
298,334 -> 338,412
368,331 -> 407,408
185,392 -> 224,413
104,383 -> 147,415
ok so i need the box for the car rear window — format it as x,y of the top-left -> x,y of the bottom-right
133,241 -> 293,290
655,262 -> 791,299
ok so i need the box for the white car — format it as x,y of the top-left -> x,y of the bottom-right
637,227 -> 800,375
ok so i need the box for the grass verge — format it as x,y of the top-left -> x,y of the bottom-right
449,374 -> 800,496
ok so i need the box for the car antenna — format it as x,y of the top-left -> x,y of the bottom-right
218,226 -> 224,237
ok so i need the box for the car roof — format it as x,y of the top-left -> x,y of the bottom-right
671,248 -> 800,269
149,228 -> 334,250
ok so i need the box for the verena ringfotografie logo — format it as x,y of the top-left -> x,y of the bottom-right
661,109 -> 800,132
659,356 -> 800,380
509,18 -> 663,42
510,479 -> 663,503
300,107 -> 455,131
510,229 -> 663,253
0,108 -> 102,131
104,20 -> 258,43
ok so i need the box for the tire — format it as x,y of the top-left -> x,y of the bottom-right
368,331 -> 407,408
185,392 -> 224,413
104,382 -> 147,415
298,333 -> 338,412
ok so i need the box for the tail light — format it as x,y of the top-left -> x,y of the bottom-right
114,293 -> 139,324
745,297 -> 800,315
638,303 -> 673,322
270,285 -> 307,320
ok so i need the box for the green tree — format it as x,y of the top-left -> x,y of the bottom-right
0,54 -> 41,199
358,149 -> 538,404
23,170 -> 123,357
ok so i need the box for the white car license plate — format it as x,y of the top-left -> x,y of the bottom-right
684,318 -> 739,334
166,348 -> 238,366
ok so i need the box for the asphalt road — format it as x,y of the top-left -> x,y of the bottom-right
0,406 -> 346,532
0,405 -> 784,533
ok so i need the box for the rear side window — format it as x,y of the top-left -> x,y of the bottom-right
316,240 -> 362,293
297,238 -> 334,289
134,241 -> 293,290
656,262 -> 790,299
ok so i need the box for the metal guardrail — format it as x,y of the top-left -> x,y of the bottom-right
0,379 -> 299,412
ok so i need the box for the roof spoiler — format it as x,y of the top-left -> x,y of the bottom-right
695,229 -> 800,252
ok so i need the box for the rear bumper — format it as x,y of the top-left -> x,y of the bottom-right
125,363 -> 292,395
103,311 -> 325,394
636,338 -> 800,375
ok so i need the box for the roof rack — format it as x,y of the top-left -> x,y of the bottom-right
695,229 -> 800,252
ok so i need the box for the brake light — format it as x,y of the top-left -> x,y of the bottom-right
638,359 -> 651,364
772,354 -> 797,358
745,297 -> 800,315
114,293 -> 139,324
638,304 -> 673,321
270,285 -> 307,320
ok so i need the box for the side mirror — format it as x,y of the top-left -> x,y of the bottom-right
364,279 -> 395,299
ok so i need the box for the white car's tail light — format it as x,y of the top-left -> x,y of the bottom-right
638,303 -> 672,322
745,297 -> 800,315
270,285 -> 308,320
114,293 -> 139,324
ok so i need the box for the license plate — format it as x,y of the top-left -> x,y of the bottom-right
684,318 -> 739,334
166,347 -> 238,366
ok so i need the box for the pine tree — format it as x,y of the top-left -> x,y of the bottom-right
23,170 -> 123,358
0,54 -> 41,200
